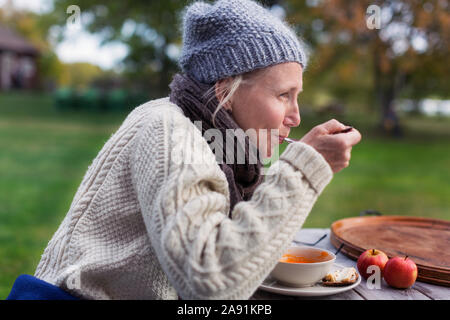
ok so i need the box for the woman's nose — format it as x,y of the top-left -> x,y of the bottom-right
284,103 -> 301,127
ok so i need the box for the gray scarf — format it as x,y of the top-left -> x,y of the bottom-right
169,73 -> 263,216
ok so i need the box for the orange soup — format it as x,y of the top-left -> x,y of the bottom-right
280,251 -> 330,263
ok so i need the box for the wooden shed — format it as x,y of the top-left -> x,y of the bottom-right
0,25 -> 40,90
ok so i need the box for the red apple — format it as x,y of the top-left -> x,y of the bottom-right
383,256 -> 418,289
357,248 -> 389,279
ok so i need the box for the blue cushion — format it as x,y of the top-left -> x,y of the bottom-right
6,274 -> 79,300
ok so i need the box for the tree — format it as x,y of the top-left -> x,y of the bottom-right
48,0 -> 191,97
285,0 -> 450,135
47,0 -> 449,133
48,1 -> 284,97
59,62 -> 104,89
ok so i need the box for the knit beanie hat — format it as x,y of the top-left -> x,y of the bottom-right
179,0 -> 309,84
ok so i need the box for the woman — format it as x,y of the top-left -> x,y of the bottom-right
8,0 -> 361,300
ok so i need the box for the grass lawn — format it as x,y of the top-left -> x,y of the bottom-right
0,91 -> 449,298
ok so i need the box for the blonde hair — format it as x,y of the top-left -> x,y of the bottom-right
203,68 -> 268,127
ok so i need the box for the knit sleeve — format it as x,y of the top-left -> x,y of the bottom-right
130,109 -> 333,300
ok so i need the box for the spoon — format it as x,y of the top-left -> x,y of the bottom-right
283,137 -> 299,144
283,127 -> 353,144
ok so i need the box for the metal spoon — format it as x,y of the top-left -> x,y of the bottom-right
283,127 -> 353,144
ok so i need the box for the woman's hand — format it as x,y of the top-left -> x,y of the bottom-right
300,119 -> 362,173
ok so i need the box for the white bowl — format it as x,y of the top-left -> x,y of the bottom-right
270,246 -> 336,287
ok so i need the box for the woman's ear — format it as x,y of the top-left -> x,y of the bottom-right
214,78 -> 233,111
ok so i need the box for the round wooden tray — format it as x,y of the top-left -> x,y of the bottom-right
330,215 -> 450,287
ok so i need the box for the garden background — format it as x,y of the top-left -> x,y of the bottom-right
0,0 -> 448,298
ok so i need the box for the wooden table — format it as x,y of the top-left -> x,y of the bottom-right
252,228 -> 450,300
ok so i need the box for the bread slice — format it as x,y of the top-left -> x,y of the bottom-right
321,267 -> 359,286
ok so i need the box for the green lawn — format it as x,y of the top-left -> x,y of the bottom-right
0,92 -> 127,299
0,91 -> 449,298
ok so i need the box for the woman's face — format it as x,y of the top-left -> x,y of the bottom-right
228,62 -> 303,159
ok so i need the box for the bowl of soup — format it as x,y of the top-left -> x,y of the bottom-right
270,246 -> 336,287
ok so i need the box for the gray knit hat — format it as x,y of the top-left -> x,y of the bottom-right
179,0 -> 309,84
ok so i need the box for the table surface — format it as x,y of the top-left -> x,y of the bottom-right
251,228 -> 450,300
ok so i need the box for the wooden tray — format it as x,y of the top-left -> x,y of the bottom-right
330,215 -> 450,287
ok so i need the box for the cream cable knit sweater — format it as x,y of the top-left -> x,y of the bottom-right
34,97 -> 333,300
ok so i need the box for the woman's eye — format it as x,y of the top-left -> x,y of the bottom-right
280,93 -> 289,99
